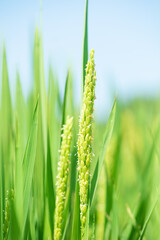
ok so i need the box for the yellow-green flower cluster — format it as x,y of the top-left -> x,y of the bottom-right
77,49 -> 96,239
54,116 -> 73,240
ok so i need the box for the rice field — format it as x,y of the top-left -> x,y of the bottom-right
0,1 -> 160,240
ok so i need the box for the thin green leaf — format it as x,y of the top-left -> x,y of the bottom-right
60,71 -> 69,144
138,198 -> 158,240
23,98 -> 39,229
71,181 -> 81,240
84,203 -> 89,240
46,131 -> 55,237
82,0 -> 88,93
0,143 -> 4,240
9,203 -> 20,240
111,190 -> 119,240
90,99 -> 116,206
1,44 -> 12,191
61,213 -> 71,240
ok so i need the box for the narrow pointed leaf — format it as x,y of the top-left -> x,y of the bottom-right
82,0 -> 88,93
23,99 -> 39,228
90,100 -> 116,205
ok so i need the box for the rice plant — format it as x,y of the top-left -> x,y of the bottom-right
0,0 -> 160,240
54,116 -> 73,240
77,49 -> 96,239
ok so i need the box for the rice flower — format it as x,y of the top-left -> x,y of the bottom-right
54,116 -> 73,240
77,49 -> 96,239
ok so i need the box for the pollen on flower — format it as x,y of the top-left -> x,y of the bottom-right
77,49 -> 96,239
54,116 -> 73,240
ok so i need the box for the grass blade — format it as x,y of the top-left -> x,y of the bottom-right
23,98 -> 39,229
82,0 -> 88,93
1,45 -> 12,191
60,71 -> 69,143
138,198 -> 158,240
46,131 -> 55,237
90,99 -> 116,206
71,181 -> 81,240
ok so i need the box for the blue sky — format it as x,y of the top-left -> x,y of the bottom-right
0,0 -> 160,116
